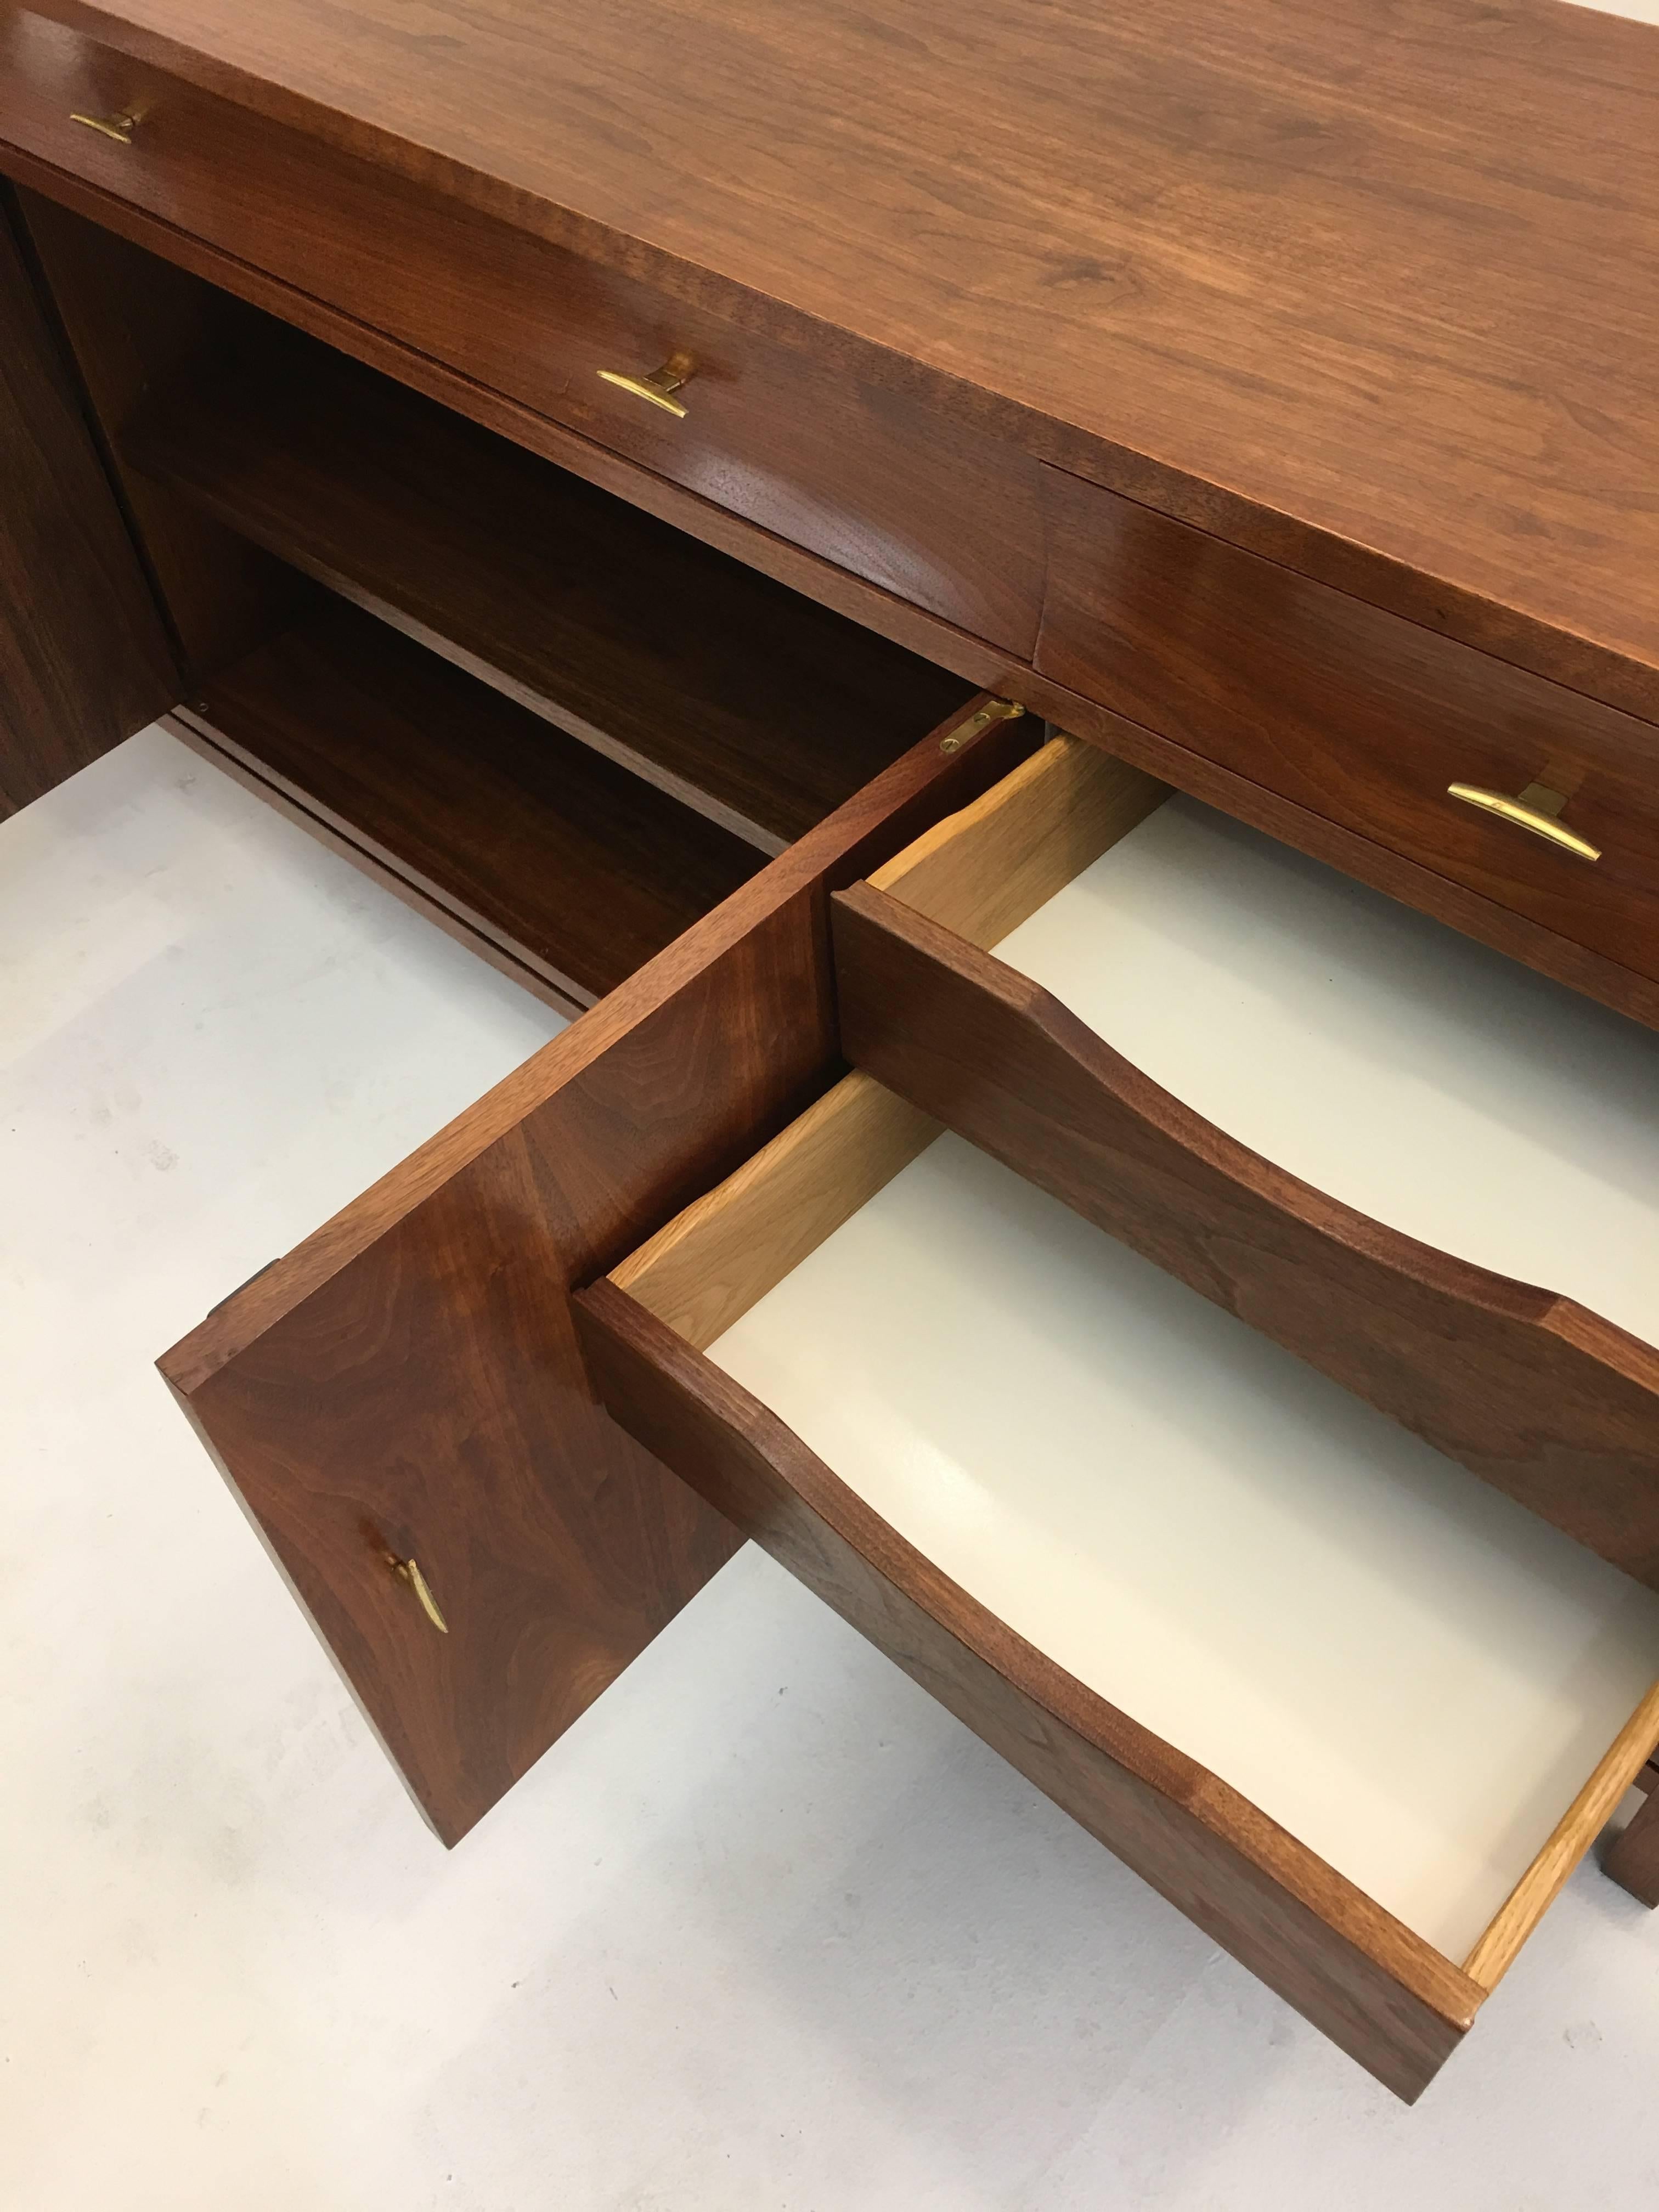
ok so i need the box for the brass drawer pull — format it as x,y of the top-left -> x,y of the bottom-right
69,110 -> 140,144
597,351 -> 695,419
1446,780 -> 1600,863
387,1554 -> 449,1632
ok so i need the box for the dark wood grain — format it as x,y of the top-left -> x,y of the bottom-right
573,1276 -> 1481,2102
0,182 -> 174,811
1604,1786 -> 1659,1911
831,880 -> 1659,1588
9,0 -> 1659,721
11,119 -> 1658,1037
157,698 -> 1036,1845
0,15 -> 1047,655
1038,470 -> 1659,986
130,332 -> 972,854
0,134 -> 1024,696
9,13 -> 1659,1037
22,121 -> 1656,1045
177,600 -> 763,1010
13,185 -> 297,681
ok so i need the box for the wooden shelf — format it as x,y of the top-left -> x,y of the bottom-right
173,601 -> 763,1013
132,337 -> 973,854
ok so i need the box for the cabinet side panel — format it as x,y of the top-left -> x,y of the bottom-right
15,187 -> 300,681
0,185 -> 175,811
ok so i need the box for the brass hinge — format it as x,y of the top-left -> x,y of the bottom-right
939,698 -> 1026,754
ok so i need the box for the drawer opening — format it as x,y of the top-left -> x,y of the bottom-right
127,322 -> 975,857
580,732 -> 1659,2091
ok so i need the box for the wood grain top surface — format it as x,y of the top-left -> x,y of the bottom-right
18,0 -> 1659,704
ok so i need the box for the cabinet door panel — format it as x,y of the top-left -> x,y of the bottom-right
160,702 -> 1035,1844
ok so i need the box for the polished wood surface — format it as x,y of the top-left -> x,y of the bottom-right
179,601 -> 763,1011
0,125 -> 1026,695
1462,1683 -> 1659,1986
9,7 -> 1659,1034
31,96 -> 1659,1045
159,701 -> 1037,1843
1039,471 -> 1659,986
0,183 -> 174,811
12,0 -> 1659,719
1604,1779 -> 1659,1910
14,187 -> 295,680
0,10 -> 1047,653
131,332 -> 971,854
574,1275 -> 1481,2102
832,879 -> 1659,1588
14,80 -> 1657,1051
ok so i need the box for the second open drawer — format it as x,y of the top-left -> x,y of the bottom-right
577,737 -> 1659,2101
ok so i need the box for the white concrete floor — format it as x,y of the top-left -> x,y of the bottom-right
5,725 -> 1659,2209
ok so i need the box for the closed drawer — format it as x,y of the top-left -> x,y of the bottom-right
578,737 -> 1659,2097
0,8 -> 1045,652
1038,468 -> 1659,983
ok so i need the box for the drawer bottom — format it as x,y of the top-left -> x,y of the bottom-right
706,1126 -> 1659,1963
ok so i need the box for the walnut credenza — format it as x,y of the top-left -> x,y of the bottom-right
4,0 -> 1659,2102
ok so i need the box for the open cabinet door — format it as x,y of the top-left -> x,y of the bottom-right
157,704 -> 1036,1845
0,186 -> 176,813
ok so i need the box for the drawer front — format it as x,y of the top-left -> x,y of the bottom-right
1038,469 -> 1659,983
1,10 -> 1045,653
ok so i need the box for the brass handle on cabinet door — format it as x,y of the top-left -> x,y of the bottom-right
70,110 -> 140,144
387,1555 -> 449,1632
596,351 -> 695,418
1446,781 -> 1601,863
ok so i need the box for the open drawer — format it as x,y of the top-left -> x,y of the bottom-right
575,739 -> 1659,2099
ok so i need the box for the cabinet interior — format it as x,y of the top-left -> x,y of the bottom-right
25,198 -> 974,1012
